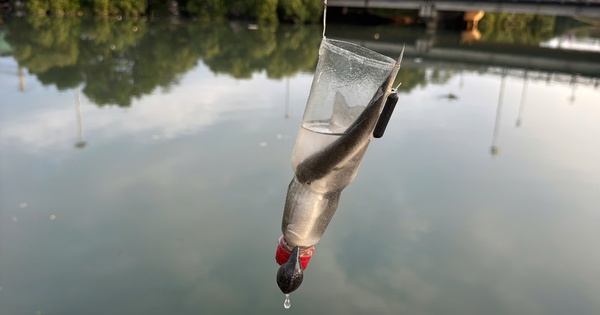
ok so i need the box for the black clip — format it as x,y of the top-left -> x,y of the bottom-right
373,91 -> 399,138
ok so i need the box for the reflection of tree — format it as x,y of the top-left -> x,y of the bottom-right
391,65 -> 463,94
264,26 -> 321,78
429,68 -> 455,85
6,18 -> 204,106
83,20 -> 201,106
394,67 -> 427,93
199,23 -> 276,78
7,17 -> 451,106
6,17 -> 327,107
7,17 -> 81,73
196,23 -> 321,79
478,13 -> 556,45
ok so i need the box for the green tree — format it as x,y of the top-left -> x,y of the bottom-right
25,0 -> 81,15
255,0 -> 278,24
479,13 -> 556,45
394,67 -> 427,93
181,0 -> 227,20
110,0 -> 146,16
147,0 -> 173,16
7,17 -> 329,107
49,0 -> 81,15
278,0 -> 322,24
7,17 -> 81,72
87,0 -> 110,16
25,0 -> 49,15
265,25 -> 320,78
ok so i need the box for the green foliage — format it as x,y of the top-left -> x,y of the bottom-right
227,0 -> 252,18
255,0 -> 278,24
110,0 -> 146,16
147,0 -> 172,16
90,0 -> 110,16
25,0 -> 49,15
394,67 -> 427,93
25,0 -> 80,15
7,17 -> 81,73
25,0 -> 147,16
6,17 -> 325,107
265,25 -> 321,78
479,13 -> 556,45
182,0 -> 227,20
49,0 -> 81,15
21,0 -> 327,22
181,0 -> 280,23
278,0 -> 322,24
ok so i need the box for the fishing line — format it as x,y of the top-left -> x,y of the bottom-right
323,0 -> 327,38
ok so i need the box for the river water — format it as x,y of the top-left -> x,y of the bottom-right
0,17 -> 599,315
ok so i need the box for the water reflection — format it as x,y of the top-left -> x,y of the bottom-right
490,70 -> 507,157
74,87 -> 86,149
5,17 -> 322,106
7,17 -> 597,108
478,14 -> 556,45
1,17 -> 600,315
541,27 -> 600,52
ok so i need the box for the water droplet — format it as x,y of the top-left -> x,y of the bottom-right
19,202 -> 28,209
49,214 -> 56,221
283,294 -> 291,309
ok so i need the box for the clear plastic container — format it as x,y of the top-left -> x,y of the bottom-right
281,38 -> 396,248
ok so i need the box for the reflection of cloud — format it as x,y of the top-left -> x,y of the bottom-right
304,70 -> 600,314
399,214 -> 430,242
0,64 -> 285,154
540,35 -> 600,52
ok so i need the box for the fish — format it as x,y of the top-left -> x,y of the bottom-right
295,47 -> 404,185
276,47 -> 404,295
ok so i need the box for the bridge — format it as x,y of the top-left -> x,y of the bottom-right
328,0 -> 600,25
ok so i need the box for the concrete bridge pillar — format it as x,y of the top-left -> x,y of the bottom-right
464,11 -> 485,31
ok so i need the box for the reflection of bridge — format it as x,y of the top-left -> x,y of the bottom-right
336,36 -> 600,84
328,0 -> 600,19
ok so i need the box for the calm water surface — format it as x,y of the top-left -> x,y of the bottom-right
1,17 -> 599,315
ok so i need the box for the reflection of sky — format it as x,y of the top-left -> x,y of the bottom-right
540,33 -> 600,52
1,53 -> 600,315
327,72 -> 600,314
0,57 -> 311,155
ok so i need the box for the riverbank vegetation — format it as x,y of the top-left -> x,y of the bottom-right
5,17 -> 324,106
478,13 -> 556,44
18,0 -> 323,24
4,16 -> 442,107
